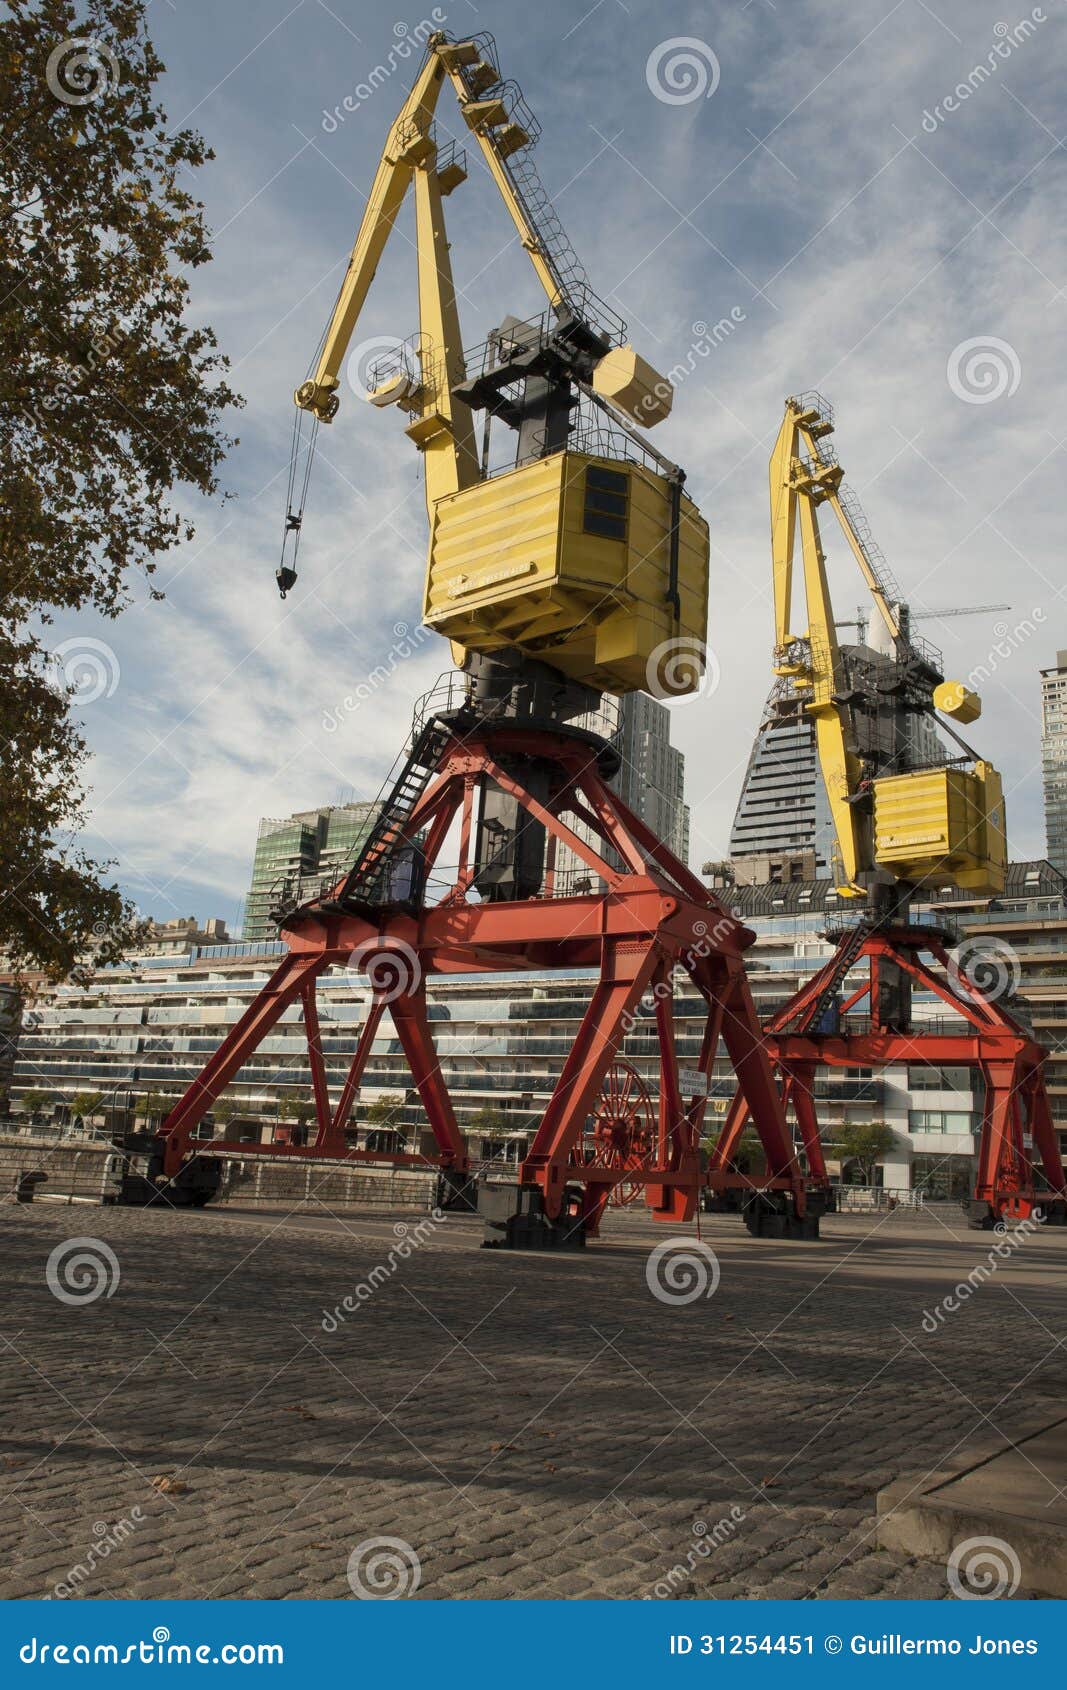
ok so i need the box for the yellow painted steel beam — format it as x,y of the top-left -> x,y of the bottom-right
411,162 -> 479,514
295,52 -> 448,422
439,64 -> 563,311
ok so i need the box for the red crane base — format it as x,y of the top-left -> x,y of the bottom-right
152,710 -> 829,1241
715,920 -> 1067,1228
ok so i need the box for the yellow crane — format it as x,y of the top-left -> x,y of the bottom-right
768,392 -> 1006,904
279,30 -> 709,700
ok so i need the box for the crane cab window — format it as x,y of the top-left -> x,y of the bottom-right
582,465 -> 629,540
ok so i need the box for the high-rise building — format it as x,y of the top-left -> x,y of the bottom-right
243,803 -> 381,941
554,692 -> 690,887
729,639 -> 943,883
1041,650 -> 1067,877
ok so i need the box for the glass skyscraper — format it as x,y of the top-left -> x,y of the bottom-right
1041,651 -> 1067,877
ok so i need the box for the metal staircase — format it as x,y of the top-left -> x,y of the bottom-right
331,715 -> 455,911
795,919 -> 873,1035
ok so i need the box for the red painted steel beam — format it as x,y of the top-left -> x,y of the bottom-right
159,952 -> 325,1174
522,938 -> 661,1218
388,985 -> 468,1170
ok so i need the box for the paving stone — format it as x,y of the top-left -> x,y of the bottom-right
1,1204 -> 1063,1600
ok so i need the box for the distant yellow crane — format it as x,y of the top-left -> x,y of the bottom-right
769,393 -> 1006,901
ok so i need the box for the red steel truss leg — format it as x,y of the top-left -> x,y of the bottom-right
321,996 -> 387,1152
160,952 -> 325,1175
716,962 -> 800,1191
388,985 -> 467,1170
645,972 -> 701,1224
522,939 -> 660,1218
784,1062 -> 828,1183
976,1058 -> 1028,1216
301,979 -> 332,1148
1024,1066 -> 1064,1195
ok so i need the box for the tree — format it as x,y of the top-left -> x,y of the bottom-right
70,1089 -> 103,1119
0,1 -> 241,979
832,1121 -> 896,1184
361,1093 -> 407,1148
364,1094 -> 406,1128
134,1090 -> 172,1124
467,1105 -> 510,1138
21,1088 -> 53,1117
277,1095 -> 316,1125
210,1096 -> 239,1126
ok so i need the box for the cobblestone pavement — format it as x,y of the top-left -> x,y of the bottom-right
1,1200 -> 1064,1601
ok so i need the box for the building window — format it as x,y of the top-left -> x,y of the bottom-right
911,1153 -> 975,1200
582,466 -> 628,541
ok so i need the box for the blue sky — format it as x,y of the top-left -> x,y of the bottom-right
58,0 -> 1067,930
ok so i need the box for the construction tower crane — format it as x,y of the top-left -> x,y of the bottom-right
147,33 -> 828,1244
713,394 -> 1066,1229
834,603 -> 1011,643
